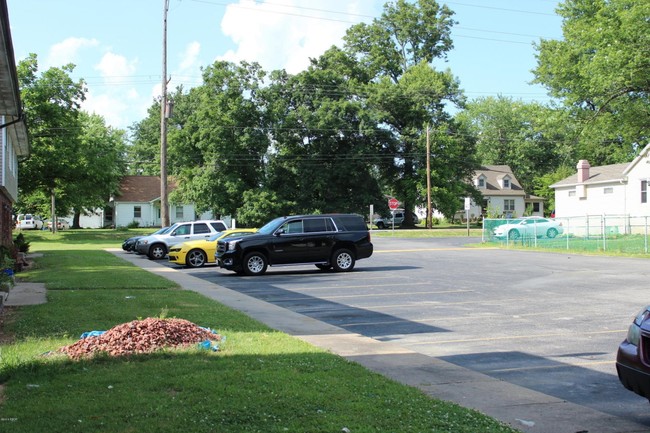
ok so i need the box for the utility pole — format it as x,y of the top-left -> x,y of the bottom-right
160,0 -> 169,227
426,126 -> 432,229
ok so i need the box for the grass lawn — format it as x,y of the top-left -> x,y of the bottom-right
0,229 -> 518,433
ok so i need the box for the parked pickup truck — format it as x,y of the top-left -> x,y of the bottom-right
373,211 -> 419,229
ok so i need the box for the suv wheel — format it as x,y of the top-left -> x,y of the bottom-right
148,243 -> 167,260
376,221 -> 385,229
243,252 -> 268,276
186,249 -> 207,268
332,249 -> 355,272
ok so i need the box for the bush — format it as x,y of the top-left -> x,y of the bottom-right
0,245 -> 15,292
127,220 -> 140,228
14,233 -> 29,253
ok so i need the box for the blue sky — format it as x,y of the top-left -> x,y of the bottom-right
6,0 -> 562,130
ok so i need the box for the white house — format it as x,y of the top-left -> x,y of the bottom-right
112,176 -> 215,228
466,165 -> 544,219
551,143 -> 650,218
0,1 -> 29,248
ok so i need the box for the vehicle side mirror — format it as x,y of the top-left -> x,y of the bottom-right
275,229 -> 285,236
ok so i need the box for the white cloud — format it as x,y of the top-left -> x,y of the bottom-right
45,37 -> 99,68
95,52 -> 137,80
178,41 -> 201,74
82,91 -> 129,129
219,0 -> 382,74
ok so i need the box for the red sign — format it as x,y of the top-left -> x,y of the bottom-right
388,198 -> 399,210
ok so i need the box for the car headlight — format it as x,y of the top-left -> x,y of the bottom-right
627,306 -> 650,346
628,323 -> 641,346
141,240 -> 149,245
227,239 -> 242,251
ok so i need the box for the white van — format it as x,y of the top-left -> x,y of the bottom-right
16,214 -> 44,230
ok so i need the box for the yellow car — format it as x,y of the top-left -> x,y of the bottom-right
168,228 -> 257,268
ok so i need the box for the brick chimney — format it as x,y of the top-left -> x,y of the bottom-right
577,160 -> 591,183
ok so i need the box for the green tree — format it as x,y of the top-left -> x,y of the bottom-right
17,54 -> 127,228
455,96 -> 573,193
533,0 -> 650,164
168,61 -> 270,217
67,112 -> 127,228
343,0 -> 476,225
127,102 -> 162,176
262,47 -> 387,218
16,54 -> 86,224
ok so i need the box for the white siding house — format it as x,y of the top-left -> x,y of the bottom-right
551,143 -> 650,218
112,176 -> 214,228
466,165 -> 544,219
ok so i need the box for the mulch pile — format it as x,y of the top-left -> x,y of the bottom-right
58,317 -> 222,360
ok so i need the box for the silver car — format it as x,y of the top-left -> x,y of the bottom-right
493,216 -> 563,240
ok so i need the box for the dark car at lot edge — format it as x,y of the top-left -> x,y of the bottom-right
215,214 -> 373,276
617,305 -> 650,402
122,226 -> 171,252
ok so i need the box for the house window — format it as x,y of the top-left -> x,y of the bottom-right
604,187 -> 613,194
503,178 -> 510,189
134,206 -> 141,218
568,190 -> 576,197
642,181 -> 648,204
477,177 -> 485,188
504,200 -> 515,212
532,202 -> 540,212
176,206 -> 184,219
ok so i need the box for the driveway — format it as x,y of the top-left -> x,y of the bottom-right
124,236 -> 650,431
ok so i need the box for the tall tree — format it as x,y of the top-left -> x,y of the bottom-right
127,101 -> 162,176
455,96 -> 573,194
16,54 -> 86,224
343,0 -> 476,224
168,61 -> 269,218
262,47 -> 387,220
67,112 -> 127,228
533,0 -> 650,164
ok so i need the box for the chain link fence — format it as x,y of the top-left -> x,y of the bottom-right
483,215 -> 650,254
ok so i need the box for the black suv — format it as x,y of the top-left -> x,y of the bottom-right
215,214 -> 373,276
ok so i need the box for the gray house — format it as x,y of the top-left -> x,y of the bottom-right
0,0 -> 29,248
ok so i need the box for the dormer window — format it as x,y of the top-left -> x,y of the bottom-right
503,178 -> 510,189
476,174 -> 486,189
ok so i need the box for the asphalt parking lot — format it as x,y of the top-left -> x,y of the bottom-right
136,236 -> 650,431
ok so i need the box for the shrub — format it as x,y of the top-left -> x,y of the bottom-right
127,220 -> 140,228
14,233 -> 29,253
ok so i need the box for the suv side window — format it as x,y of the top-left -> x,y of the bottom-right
304,218 -> 330,233
193,223 -> 210,234
211,222 -> 227,232
282,220 -> 304,234
332,215 -> 366,231
174,224 -> 191,236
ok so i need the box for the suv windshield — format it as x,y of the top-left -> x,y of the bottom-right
257,217 -> 287,235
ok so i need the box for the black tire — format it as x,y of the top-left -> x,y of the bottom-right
243,252 -> 268,276
508,229 -> 520,240
332,249 -> 355,272
316,264 -> 332,271
186,249 -> 207,268
376,221 -> 385,229
547,228 -> 558,239
148,243 -> 167,260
